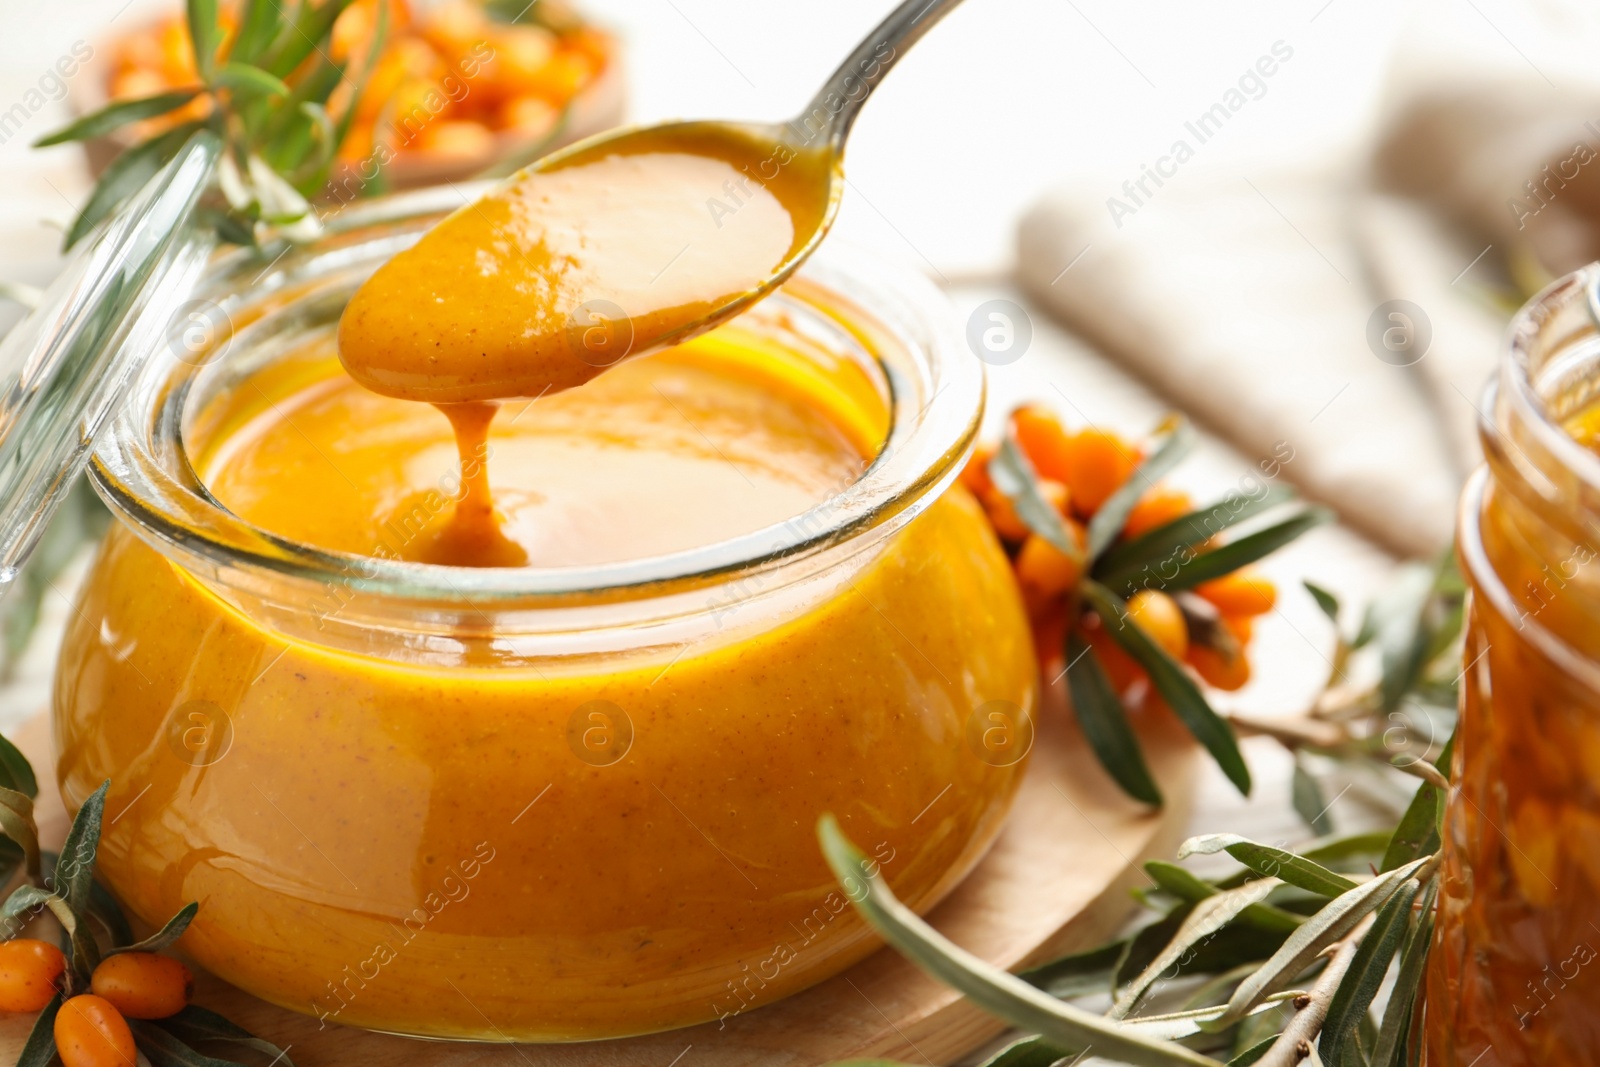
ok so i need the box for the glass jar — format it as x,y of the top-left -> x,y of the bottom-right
1428,267 -> 1600,1064
49,186 -> 1038,1042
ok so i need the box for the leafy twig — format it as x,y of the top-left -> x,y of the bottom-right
1252,913 -> 1375,1067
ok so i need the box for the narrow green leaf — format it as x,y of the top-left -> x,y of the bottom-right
1179,834 -> 1359,898
2,884 -> 70,927
817,816 -> 1219,1067
1115,907 -> 1191,990
975,1036 -> 1067,1067
1123,993 -> 1308,1041
0,786 -> 41,880
0,733 -> 37,798
214,61 -> 293,99
1214,831 -> 1394,891
1372,881 -> 1437,1067
34,90 -> 201,147
229,0 -> 285,64
109,902 -> 198,956
1292,759 -> 1335,837
157,1005 -> 298,1065
1382,728 -> 1456,872
1087,419 -> 1194,559
1110,879 -> 1280,1018
1093,485 -> 1296,593
264,0 -> 358,79
859,1002 -> 1295,1065
988,437 -> 1083,562
58,781 -> 108,919
16,991 -> 62,1067
1017,939 -> 1126,998
188,0 -> 222,79
1182,961 -> 1264,1010
1300,830 -> 1396,869
1210,857 -> 1429,1029
1143,864 -> 1303,935
1164,509 -> 1334,593
0,840 -> 23,893
1065,634 -> 1161,805
1231,999 -> 1289,1062
1423,597 -> 1465,665
131,1021 -> 247,1067
1320,878 -> 1420,1063
1145,860 -> 1217,903
65,124 -> 201,250
1228,1036 -> 1279,1067
1304,581 -> 1340,624
1084,580 -> 1250,795
1358,564 -> 1433,702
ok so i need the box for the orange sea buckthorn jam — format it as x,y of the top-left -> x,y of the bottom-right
1426,274 -> 1600,1066
53,286 -> 1037,1040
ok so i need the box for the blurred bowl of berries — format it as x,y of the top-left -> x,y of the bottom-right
70,0 -> 625,195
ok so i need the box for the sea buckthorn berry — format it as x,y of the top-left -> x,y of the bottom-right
981,488 -> 1029,543
90,952 -> 193,1020
1223,613 -> 1253,645
1125,590 -> 1188,660
509,48 -> 593,105
1016,528 -> 1086,600
1038,478 -> 1070,516
1062,429 -> 1136,516
414,119 -> 497,160
960,442 -> 997,497
54,995 -> 135,1067
1186,644 -> 1251,691
1031,606 -> 1068,672
1122,485 -> 1193,539
1009,406 -> 1073,482
0,939 -> 67,1013
1195,567 -> 1277,616
499,94 -> 560,138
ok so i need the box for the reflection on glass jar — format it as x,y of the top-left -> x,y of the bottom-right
1429,267 -> 1600,1064
50,189 -> 1038,1042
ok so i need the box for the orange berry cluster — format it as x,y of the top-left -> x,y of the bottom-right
960,405 -> 1276,698
0,939 -> 191,1067
105,0 -> 611,163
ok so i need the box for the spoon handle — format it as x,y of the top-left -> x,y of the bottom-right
788,0 -> 968,152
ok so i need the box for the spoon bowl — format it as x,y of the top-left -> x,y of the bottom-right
338,0 -> 967,406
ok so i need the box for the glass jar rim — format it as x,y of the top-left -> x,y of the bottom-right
1497,265 -> 1600,510
1466,263 -> 1600,692
91,185 -> 984,607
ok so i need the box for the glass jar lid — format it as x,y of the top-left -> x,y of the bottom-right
0,132 -> 217,584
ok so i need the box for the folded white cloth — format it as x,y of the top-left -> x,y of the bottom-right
1016,0 -> 1600,560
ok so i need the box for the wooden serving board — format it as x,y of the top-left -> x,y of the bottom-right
0,696 -> 1196,1067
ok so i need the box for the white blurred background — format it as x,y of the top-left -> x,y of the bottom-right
0,0 -> 1427,283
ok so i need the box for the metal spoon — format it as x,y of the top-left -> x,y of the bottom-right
340,0 -> 968,404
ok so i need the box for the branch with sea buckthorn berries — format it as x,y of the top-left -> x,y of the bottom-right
814,408 -> 1467,1067
963,405 -> 1466,825
0,736 -> 291,1067
960,404 -> 1333,805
